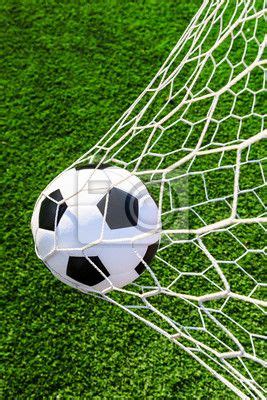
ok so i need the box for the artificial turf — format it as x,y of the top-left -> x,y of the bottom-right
1,1 -> 265,399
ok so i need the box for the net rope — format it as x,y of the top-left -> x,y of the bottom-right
69,1 -> 266,398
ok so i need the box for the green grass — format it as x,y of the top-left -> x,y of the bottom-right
1,1 -> 265,399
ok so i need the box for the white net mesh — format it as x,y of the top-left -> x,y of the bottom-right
70,1 -> 266,398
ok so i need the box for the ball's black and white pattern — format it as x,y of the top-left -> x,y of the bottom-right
31,166 -> 161,293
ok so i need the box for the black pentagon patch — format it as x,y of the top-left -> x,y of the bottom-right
97,188 -> 139,229
39,189 -> 67,231
66,256 -> 110,286
135,241 -> 159,275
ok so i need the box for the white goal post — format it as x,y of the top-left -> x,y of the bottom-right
69,1 -> 266,398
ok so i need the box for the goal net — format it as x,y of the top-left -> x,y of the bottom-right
71,1 -> 266,398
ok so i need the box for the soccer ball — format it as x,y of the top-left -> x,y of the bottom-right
31,165 -> 161,293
